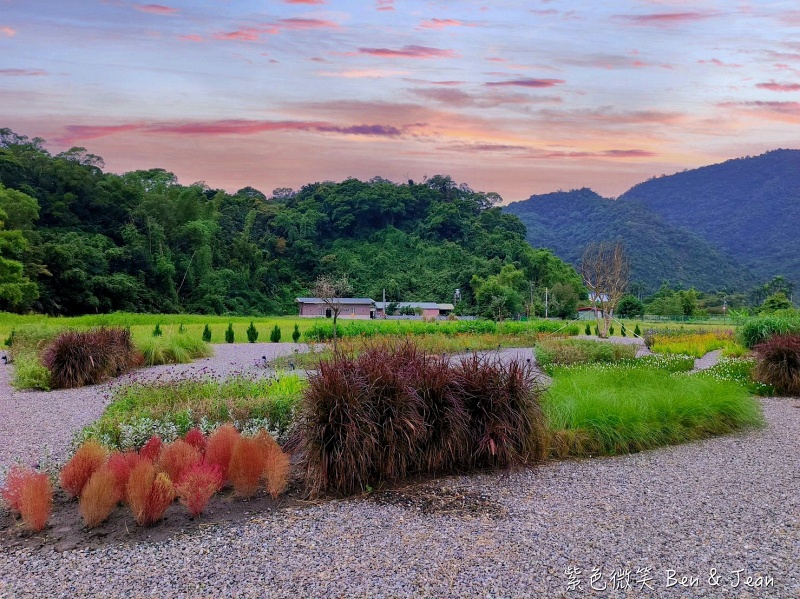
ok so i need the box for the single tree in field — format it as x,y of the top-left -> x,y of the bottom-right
312,274 -> 353,349
580,241 -> 630,338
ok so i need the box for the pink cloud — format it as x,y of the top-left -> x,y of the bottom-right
419,18 -> 463,29
133,4 -> 179,15
698,58 -> 743,68
0,26 -> 15,37
355,45 -> 458,59
617,12 -> 716,26
277,18 -> 339,30
530,9 -> 558,16
285,0 -> 325,3
412,88 -> 473,107
212,18 -> 337,41
486,78 -> 565,88
179,34 -> 203,42
0,68 -> 48,76
718,100 -> 800,121
539,149 -> 657,159
375,0 -> 394,11
214,29 -> 267,42
756,81 -> 800,92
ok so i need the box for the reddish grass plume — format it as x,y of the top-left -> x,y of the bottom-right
204,424 -> 241,482
139,435 -> 163,462
79,466 -> 120,528
60,440 -> 108,498
127,461 -> 176,526
107,451 -> 143,501
3,467 -> 53,532
229,437 -> 266,497
176,462 -> 224,517
1,464 -> 29,512
262,442 -> 290,499
157,440 -> 202,483
753,334 -> 800,395
184,428 -> 207,453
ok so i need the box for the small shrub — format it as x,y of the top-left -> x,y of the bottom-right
225,324 -> 235,344
178,323 -> 186,334
127,461 -> 176,526
262,441 -> 290,499
11,354 -> 51,391
292,324 -> 301,343
106,451 -> 142,500
634,323 -> 641,337
139,435 -> 163,462
79,466 -> 119,528
229,437 -> 266,497
176,462 -> 224,517
270,325 -> 281,343
152,324 -> 162,337
1,465 -> 28,512
18,471 -> 53,532
157,440 -> 202,483
752,334 -> 800,395
205,424 -> 240,481
594,326 -> 600,336
184,428 -> 206,453
246,322 -> 259,343
60,440 -> 108,498
584,323 -> 591,336
621,323 -> 627,337
202,324 -> 212,343
609,324 -> 614,336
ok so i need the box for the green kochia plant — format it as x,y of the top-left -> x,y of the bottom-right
270,325 -> 281,343
225,324 -> 234,344
292,324 -> 301,343
202,324 -> 212,343
246,322 -> 259,343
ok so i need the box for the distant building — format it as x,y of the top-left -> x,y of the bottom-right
375,301 -> 455,318
296,297 -> 376,319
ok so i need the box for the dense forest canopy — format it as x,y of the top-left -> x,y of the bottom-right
0,128 -> 583,317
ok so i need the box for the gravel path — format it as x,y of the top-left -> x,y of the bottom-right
691,350 -> 724,373
0,396 -> 797,597
0,343 -> 305,474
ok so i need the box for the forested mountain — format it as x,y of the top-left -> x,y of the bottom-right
618,149 -> 800,283
0,128 -> 582,316
505,189 -> 754,293
506,150 -> 799,294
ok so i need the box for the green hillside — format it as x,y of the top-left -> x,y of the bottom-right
505,188 -> 754,294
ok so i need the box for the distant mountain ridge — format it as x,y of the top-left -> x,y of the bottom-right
505,149 -> 800,293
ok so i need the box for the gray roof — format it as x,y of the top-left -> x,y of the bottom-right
375,302 -> 455,310
296,297 -> 375,305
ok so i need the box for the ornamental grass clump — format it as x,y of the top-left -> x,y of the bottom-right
184,428 -> 207,453
60,440 -> 109,498
229,437 -> 266,497
127,461 -> 176,526
139,435 -> 163,462
43,327 -> 140,388
2,465 -> 53,532
205,424 -> 240,481
299,340 -> 545,496
752,334 -> 800,395
106,451 -> 143,500
176,462 -> 224,517
79,466 -> 120,528
157,440 -> 202,483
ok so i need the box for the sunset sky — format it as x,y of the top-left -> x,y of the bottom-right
2,0 -> 799,201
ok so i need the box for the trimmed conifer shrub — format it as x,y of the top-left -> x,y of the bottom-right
634,324 -> 642,337
247,322 -> 259,343
585,323 -> 591,335
202,324 -> 212,343
621,323 -> 627,337
292,324 -> 301,343
269,325 -> 281,343
225,324 -> 235,344
152,323 -> 162,337
609,324 -> 615,336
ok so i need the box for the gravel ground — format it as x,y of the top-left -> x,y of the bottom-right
0,397 -> 796,598
0,343 -> 305,474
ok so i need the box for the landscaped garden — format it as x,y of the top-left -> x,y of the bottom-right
4,312 -> 797,549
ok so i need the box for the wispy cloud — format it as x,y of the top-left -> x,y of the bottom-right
756,80 -> 800,92
485,78 -> 564,88
179,34 -> 203,42
320,69 -> 410,78
285,0 -> 325,4
277,18 -> 339,30
616,12 -> 717,26
354,45 -> 458,59
697,58 -> 742,68
0,26 -> 15,37
212,18 -> 338,41
0,68 -> 48,76
538,149 -> 657,159
133,4 -> 179,15
375,0 -> 394,11
718,100 -> 800,122
419,18 -> 464,29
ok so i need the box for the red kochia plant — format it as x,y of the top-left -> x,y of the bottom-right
204,424 -> 240,482
42,327 -> 140,389
126,461 -> 176,526
60,440 -> 108,498
157,440 -> 202,483
753,334 -> 800,395
184,428 -> 207,453
139,435 -> 163,462
229,437 -> 266,497
262,442 -> 290,499
79,466 -> 119,528
107,451 -> 143,501
176,462 -> 224,517
2,466 -> 53,531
